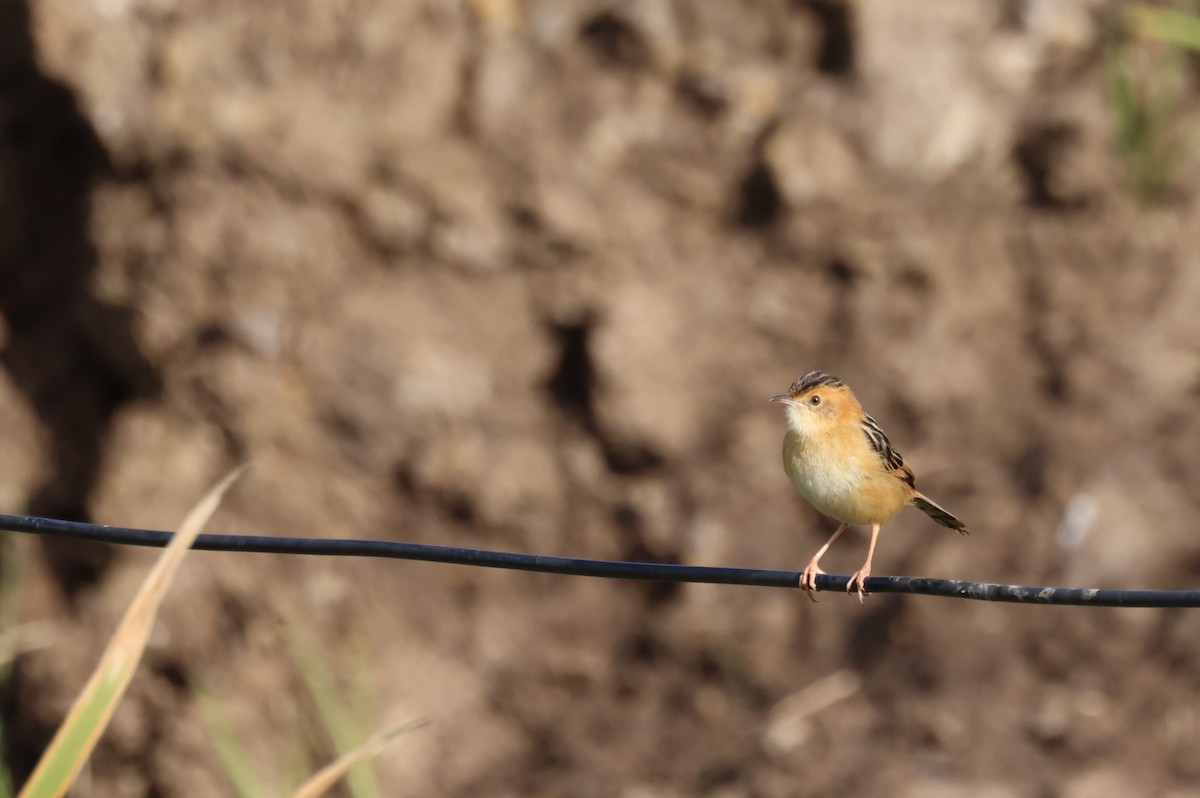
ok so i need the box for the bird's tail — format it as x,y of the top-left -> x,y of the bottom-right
912,492 -> 969,535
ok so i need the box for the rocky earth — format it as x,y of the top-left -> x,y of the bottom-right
4,0 -> 1200,795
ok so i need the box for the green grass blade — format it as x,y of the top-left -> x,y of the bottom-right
0,534 -> 31,798
1104,35 -> 1184,202
1106,46 -> 1140,156
281,725 -> 316,795
193,675 -> 267,798
0,534 -> 27,672
17,467 -> 245,798
1131,6 -> 1200,52
282,618 -> 379,798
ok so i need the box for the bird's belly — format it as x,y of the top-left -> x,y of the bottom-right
783,432 -> 908,525
788,462 -> 876,524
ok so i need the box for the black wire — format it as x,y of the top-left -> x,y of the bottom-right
2,513 -> 1196,607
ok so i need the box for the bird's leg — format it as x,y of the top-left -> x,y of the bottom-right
799,523 -> 849,600
846,523 -> 881,605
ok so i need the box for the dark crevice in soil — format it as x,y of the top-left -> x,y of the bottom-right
453,18 -> 482,137
601,443 -> 665,475
675,71 -> 728,120
544,316 -> 665,475
998,0 -> 1028,31
579,11 -> 651,70
621,629 -> 664,664
1008,231 -> 1070,402
825,255 -> 857,286
613,503 -> 682,606
696,762 -> 746,791
0,1 -> 160,589
1012,122 -> 1088,211
0,2 -> 162,779
149,655 -> 190,692
1,662 -> 57,793
847,599 -> 940,695
391,458 -> 479,528
1010,441 -> 1048,499
821,255 -> 857,353
546,319 -> 595,424
735,160 -> 783,228
796,0 -> 857,77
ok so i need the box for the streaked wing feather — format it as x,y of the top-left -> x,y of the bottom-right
861,414 -> 915,487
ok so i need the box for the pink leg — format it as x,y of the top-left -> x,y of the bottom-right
846,523 -> 881,605
799,523 -> 849,601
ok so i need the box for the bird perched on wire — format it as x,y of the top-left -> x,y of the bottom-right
771,371 -> 968,603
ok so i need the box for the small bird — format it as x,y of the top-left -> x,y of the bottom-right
771,371 -> 968,602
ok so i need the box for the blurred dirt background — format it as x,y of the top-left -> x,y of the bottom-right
4,0 -> 1200,795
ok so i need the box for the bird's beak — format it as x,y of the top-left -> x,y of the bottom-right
769,394 -> 796,405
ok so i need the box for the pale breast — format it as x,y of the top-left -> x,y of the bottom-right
782,429 -> 909,525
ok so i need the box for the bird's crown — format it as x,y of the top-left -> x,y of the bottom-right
788,371 -> 845,396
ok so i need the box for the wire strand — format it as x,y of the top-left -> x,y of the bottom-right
1,513 -> 1195,607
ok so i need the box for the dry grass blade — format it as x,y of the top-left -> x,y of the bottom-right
17,467 -> 246,798
287,718 -> 431,798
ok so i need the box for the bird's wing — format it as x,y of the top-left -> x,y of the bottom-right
861,414 -> 915,487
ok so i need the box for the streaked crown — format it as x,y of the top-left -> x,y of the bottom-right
787,371 -> 845,396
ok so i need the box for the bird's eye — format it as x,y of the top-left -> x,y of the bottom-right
809,395 -> 821,406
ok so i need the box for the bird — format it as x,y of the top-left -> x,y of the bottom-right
770,371 -> 968,603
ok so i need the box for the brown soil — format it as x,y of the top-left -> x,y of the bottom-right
4,1 -> 1200,795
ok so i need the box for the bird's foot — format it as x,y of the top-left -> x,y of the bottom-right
846,566 -> 871,605
799,561 -> 825,602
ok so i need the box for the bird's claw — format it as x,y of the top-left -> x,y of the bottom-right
799,562 -> 825,602
846,568 -> 870,605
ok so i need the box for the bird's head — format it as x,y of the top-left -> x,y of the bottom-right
769,371 -> 858,434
